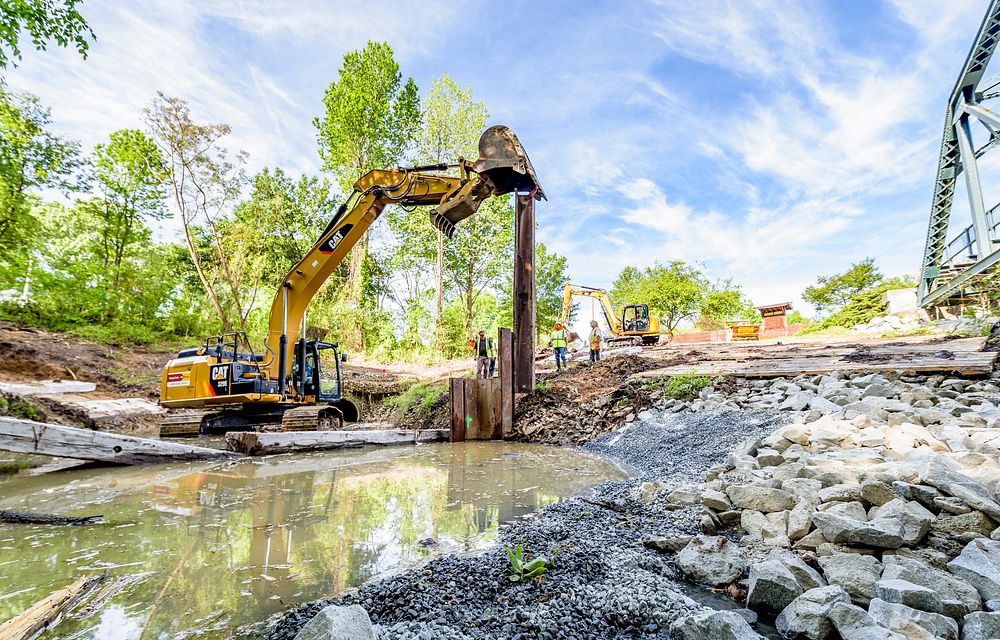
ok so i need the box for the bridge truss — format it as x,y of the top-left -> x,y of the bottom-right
919,0 -> 1000,307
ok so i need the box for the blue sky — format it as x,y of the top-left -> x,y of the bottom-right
3,0 -> 993,315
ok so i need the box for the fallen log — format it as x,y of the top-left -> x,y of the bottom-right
225,428 -> 449,455
0,574 -> 106,640
0,510 -> 102,526
0,417 -> 240,465
71,573 -> 151,620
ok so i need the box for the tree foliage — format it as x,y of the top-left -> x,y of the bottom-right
803,257 -> 882,313
0,0 -> 95,68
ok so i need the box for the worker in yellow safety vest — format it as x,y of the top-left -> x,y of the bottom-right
588,319 -> 603,363
549,322 -> 568,371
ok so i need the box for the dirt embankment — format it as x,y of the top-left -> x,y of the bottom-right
512,355 -> 680,444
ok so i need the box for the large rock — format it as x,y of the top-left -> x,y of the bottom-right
921,457 -> 990,497
293,605 -> 377,640
676,535 -> 748,586
882,555 -> 982,615
868,599 -> 959,640
932,510 -> 997,539
861,478 -> 898,506
828,602 -> 903,640
872,499 -> 934,546
772,550 -> 827,591
728,485 -> 795,513
948,539 -> 1000,601
669,610 -> 759,640
788,502 -> 814,542
775,585 -> 850,640
875,578 -> 943,613
812,512 -> 904,548
962,611 -> 1000,640
819,482 -> 863,503
818,554 -> 882,606
948,483 -> 1000,522
747,559 -> 804,615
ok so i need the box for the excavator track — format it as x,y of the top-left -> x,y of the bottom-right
280,406 -> 344,431
159,411 -> 220,437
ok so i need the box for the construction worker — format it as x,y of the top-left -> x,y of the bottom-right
549,322 -> 568,371
589,319 -> 603,363
473,330 -> 495,379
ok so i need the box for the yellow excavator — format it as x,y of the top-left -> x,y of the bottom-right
159,126 -> 544,434
559,284 -> 661,346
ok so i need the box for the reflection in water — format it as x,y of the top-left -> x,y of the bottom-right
0,442 -> 626,639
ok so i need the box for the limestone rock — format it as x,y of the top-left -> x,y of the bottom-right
961,611 -> 1000,640
819,482 -> 864,503
702,489 -> 732,511
676,535 -> 748,586
861,478 -> 897,507
948,539 -> 1000,602
747,559 -> 805,615
818,553 -> 882,606
828,602 -> 904,640
669,610 -> 759,640
932,510 -> 997,539
867,598 -> 959,640
293,605 -> 377,640
872,499 -> 934,546
812,512 -> 904,549
788,502 -> 814,542
882,555 -> 982,615
875,578 -> 944,614
728,485 -> 795,513
775,585 -> 850,640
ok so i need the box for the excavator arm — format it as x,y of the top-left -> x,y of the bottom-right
559,284 -> 623,336
263,125 -> 544,389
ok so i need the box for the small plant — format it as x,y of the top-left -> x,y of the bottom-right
664,373 -> 716,400
0,394 -> 40,421
534,379 -> 551,394
505,544 -> 550,582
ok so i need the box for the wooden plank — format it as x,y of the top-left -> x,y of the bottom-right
499,328 -> 513,439
450,378 -> 465,442
631,351 -> 998,380
0,574 -> 105,640
651,337 -> 988,362
477,379 -> 494,440
464,380 -> 480,440
224,429 -> 450,455
491,379 -> 503,440
0,418 -> 239,465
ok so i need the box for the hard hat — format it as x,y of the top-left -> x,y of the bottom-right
553,322 -> 561,329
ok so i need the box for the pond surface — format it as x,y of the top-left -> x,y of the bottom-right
0,442 -> 626,639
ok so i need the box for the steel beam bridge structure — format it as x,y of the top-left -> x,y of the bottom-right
919,0 -> 1000,307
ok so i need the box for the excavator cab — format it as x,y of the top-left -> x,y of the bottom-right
623,305 -> 650,332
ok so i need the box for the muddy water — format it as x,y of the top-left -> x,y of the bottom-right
0,442 -> 626,639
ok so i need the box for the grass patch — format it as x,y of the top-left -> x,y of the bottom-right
0,394 -> 40,421
389,380 -> 448,416
664,373 -> 718,400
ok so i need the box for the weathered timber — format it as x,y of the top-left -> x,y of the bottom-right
224,428 -> 449,455
0,417 -> 239,464
0,510 -> 102,526
648,336 -> 987,362
0,574 -> 106,640
71,573 -> 152,620
513,194 -> 536,393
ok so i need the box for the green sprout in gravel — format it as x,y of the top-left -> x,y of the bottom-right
663,373 -> 718,400
505,544 -> 550,582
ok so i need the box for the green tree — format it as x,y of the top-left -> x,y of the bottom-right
533,243 -> 570,338
443,196 -> 514,340
696,281 -> 757,330
611,261 -> 715,334
145,92 -> 246,332
413,73 -> 488,346
0,85 -> 80,260
315,41 -> 420,306
0,0 -> 94,68
90,128 -> 167,315
221,168 -> 337,335
803,257 -> 882,313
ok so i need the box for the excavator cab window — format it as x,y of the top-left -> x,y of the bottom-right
623,305 -> 650,332
315,342 -> 342,402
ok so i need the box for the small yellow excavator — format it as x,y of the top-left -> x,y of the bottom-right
160,126 -> 544,434
559,284 -> 661,346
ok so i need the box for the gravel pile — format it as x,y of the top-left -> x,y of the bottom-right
586,407 -> 787,481
269,407 -> 785,640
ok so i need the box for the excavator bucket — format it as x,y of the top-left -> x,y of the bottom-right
473,125 -> 546,199
430,125 -> 545,238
